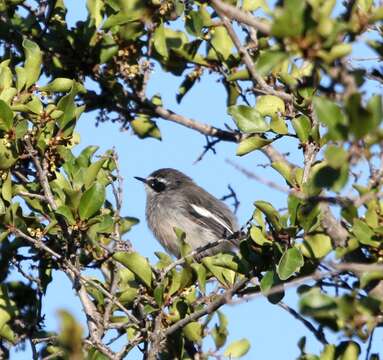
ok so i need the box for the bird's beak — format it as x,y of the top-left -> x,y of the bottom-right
134,176 -> 147,184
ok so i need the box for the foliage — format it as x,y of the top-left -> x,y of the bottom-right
0,0 -> 382,359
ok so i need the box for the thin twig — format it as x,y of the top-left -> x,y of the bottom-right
226,158 -> 290,193
25,138 -> 57,210
220,184 -> 240,214
210,0 -> 272,35
164,276 -> 249,338
193,136 -> 221,164
278,302 -> 328,345
214,8 -> 292,102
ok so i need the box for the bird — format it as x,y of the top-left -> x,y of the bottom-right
135,168 -> 238,258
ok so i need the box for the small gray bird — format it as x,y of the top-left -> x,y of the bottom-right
135,168 -> 238,258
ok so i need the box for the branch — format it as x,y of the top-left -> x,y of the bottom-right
278,301 -> 328,345
147,99 -> 241,142
162,232 -> 245,277
25,137 -> 57,211
193,136 -> 221,164
209,0 -> 271,35
11,228 -> 140,325
319,204 -> 348,247
226,158 -> 290,193
213,8 -> 293,102
163,276 -> 249,338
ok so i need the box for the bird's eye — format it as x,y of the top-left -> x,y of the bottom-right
149,178 -> 166,192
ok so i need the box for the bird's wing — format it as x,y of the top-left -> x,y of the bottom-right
183,187 -> 237,239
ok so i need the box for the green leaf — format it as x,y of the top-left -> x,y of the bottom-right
324,146 -> 348,169
15,67 -> 26,92
250,226 -> 271,245
185,11 -> 204,37
212,310 -> 228,349
312,97 -> 348,140
87,0 -> 104,27
183,322 -> 203,342
301,234 -> 332,259
271,0 -> 306,37
271,161 -> 293,185
318,44 -> 352,64
254,201 -> 282,231
270,116 -> 288,134
352,219 -> 380,247
224,338 -> 250,358
113,252 -> 153,288
256,95 -> 285,116
57,83 -> 80,129
292,115 -> 311,143
0,142 -> 17,169
229,105 -> 269,133
22,39 -> 42,88
0,100 -> 13,131
1,171 -> 12,202
312,164 -> 341,189
346,93 -> 379,139
360,271 -> 383,288
210,26 -> 233,61
236,136 -> 272,156
119,288 -> 138,306
255,50 -> 288,76
299,287 -> 336,317
131,115 -> 161,140
277,247 -> 304,280
191,263 -> 206,294
100,34 -> 119,64
153,24 -> 169,59
0,61 -> 12,92
78,183 -> 105,220
40,78 -> 77,93
176,72 -> 198,104
260,270 -> 285,303
56,205 -> 76,225
339,342 -> 360,360
120,216 -> 139,234
84,159 -> 106,189
243,0 -> 269,12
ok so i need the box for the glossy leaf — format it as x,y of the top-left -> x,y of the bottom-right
22,39 -> 42,88
229,105 -> 269,133
183,322 -> 202,342
277,247 -> 304,280
301,234 -> 333,259
0,100 -> 13,131
78,183 -> 105,220
113,252 -> 153,288
256,95 -> 285,116
224,338 -> 250,358
236,136 -> 272,156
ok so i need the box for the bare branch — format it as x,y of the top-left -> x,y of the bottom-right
210,0 -> 271,35
193,136 -> 221,164
319,204 -> 348,247
25,138 -> 57,210
213,8 -> 293,102
148,100 -> 241,142
278,302 -> 328,345
220,184 -> 240,214
226,158 -> 290,193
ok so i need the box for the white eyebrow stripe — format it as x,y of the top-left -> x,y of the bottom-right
191,204 -> 233,234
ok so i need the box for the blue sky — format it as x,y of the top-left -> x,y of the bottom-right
9,1 -> 383,358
